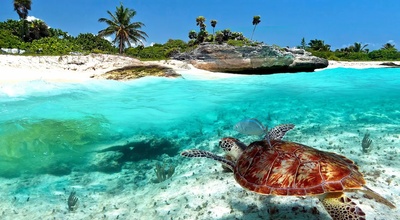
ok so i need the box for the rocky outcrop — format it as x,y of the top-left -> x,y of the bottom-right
380,62 -> 400,68
93,64 -> 181,80
1,48 -> 25,54
174,43 -> 328,74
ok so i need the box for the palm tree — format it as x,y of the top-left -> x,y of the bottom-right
98,4 -> 148,54
188,30 -> 197,40
251,15 -> 261,41
210,20 -> 217,35
196,16 -> 206,31
13,0 -> 31,20
308,39 -> 331,51
28,20 -> 49,41
382,43 -> 396,50
221,29 -> 232,41
352,42 -> 368,52
195,16 -> 207,43
300,37 -> 307,49
14,0 -> 31,41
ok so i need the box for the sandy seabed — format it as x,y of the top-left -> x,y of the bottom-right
0,55 -> 399,220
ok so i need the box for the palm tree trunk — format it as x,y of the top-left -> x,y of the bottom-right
119,37 -> 123,54
251,25 -> 257,41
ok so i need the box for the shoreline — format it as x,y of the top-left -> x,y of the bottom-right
0,54 -> 398,85
327,60 -> 400,69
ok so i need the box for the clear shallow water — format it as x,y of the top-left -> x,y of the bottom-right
0,68 -> 399,177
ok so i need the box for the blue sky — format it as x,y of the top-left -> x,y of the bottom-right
1,0 -> 399,50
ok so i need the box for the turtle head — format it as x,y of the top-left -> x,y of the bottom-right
219,137 -> 247,161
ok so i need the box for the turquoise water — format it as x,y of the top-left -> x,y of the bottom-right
0,68 -> 399,177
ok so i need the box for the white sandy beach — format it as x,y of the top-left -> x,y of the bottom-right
327,60 -> 400,69
1,54 -> 399,85
0,54 -> 240,85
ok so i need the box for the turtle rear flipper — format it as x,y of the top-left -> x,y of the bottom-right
266,124 -> 295,141
361,185 -> 396,208
321,192 -> 366,220
181,149 -> 235,171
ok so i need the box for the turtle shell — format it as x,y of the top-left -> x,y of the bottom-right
234,140 -> 366,196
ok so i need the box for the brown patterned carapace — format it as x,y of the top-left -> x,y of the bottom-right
234,139 -> 366,196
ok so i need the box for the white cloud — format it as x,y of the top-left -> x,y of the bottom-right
365,42 -> 374,46
99,37 -> 152,48
25,16 -> 51,28
387,40 -> 396,45
26,16 -> 40,22
103,36 -> 113,43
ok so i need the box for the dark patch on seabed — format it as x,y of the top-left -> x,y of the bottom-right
92,137 -> 180,173
0,115 -> 181,177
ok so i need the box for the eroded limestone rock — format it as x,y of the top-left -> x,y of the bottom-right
174,43 -> 328,74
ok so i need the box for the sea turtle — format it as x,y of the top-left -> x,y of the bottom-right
181,124 -> 395,220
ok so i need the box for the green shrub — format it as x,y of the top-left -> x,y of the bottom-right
126,44 -> 165,60
26,37 -> 78,55
73,33 -> 115,53
0,29 -> 23,48
309,50 -> 333,59
327,54 -> 340,61
227,39 -> 246,47
164,48 -> 180,58
188,39 -> 196,47
205,35 -> 214,42
163,39 -> 188,51
125,39 -> 190,60
91,48 -> 104,54
0,19 -> 23,38
343,52 -> 369,61
215,31 -> 224,44
368,49 -> 400,61
226,38 -> 254,47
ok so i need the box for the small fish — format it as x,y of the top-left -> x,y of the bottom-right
233,118 -> 266,136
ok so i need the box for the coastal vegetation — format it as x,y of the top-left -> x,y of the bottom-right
188,15 -> 259,47
301,38 -> 400,61
0,19 -> 117,55
1,2 -> 399,61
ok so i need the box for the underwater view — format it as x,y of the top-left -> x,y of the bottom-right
0,67 -> 399,219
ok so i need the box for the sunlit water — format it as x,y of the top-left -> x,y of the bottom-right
0,68 -> 399,177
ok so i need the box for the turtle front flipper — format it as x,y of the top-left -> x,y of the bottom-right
321,192 -> 366,220
266,124 -> 295,141
181,149 -> 235,171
